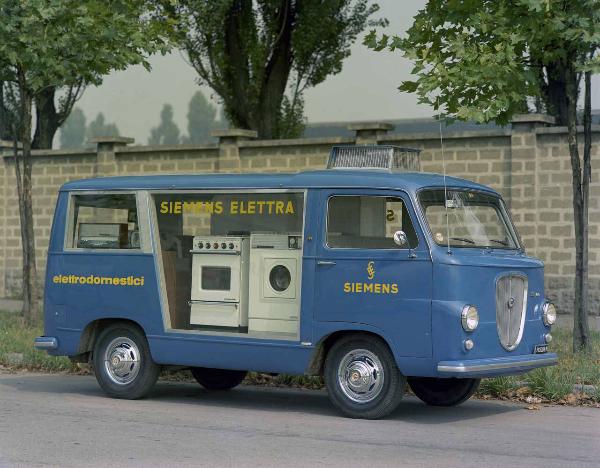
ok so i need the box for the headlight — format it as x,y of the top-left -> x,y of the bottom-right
542,302 -> 557,326
461,305 -> 479,332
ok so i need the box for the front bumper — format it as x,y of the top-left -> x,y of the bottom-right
34,336 -> 58,350
437,353 -> 558,377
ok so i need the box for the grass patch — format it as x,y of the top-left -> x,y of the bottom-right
1,309 -> 598,405
0,311 -> 76,372
478,327 -> 600,404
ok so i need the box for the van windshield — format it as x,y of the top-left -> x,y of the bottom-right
419,189 -> 519,249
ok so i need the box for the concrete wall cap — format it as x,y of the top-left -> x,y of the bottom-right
511,114 -> 556,125
88,136 -> 135,145
211,129 -> 258,139
347,122 -> 394,131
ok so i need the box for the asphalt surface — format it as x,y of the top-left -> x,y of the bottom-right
0,374 -> 598,468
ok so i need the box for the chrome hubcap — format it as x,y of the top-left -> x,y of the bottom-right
338,349 -> 384,403
104,337 -> 140,385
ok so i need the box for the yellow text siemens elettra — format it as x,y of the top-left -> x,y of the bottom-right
159,200 -> 295,215
343,282 -> 398,294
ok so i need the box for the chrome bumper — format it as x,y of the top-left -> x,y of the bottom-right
34,336 -> 58,350
437,353 -> 558,377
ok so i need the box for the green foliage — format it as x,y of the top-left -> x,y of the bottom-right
59,107 -> 87,148
86,113 -> 120,140
478,376 -> 518,397
0,0 -> 173,94
364,0 -> 600,125
0,311 -> 75,372
185,91 -> 217,144
148,104 -> 181,145
161,0 -> 385,138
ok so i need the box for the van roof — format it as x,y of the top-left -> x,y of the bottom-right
60,170 -> 498,195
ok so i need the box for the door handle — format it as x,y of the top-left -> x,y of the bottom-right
317,260 -> 336,266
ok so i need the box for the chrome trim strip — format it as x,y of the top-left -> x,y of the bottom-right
34,337 -> 58,350
437,356 -> 558,373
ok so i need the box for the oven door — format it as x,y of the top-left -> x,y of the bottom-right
191,253 -> 240,303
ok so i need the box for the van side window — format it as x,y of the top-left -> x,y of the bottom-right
70,194 -> 139,249
327,196 -> 418,249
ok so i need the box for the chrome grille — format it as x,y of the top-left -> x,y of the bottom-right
496,274 -> 528,351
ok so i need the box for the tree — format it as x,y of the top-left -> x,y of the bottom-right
185,91 -> 217,144
159,0 -> 385,139
148,104 -> 180,145
87,113 -> 120,141
32,81 -> 85,149
59,107 -> 87,149
0,0 -> 171,323
365,0 -> 600,352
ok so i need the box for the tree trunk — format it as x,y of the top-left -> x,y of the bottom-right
576,69 -> 592,352
256,0 -> 294,139
15,76 -> 38,324
218,0 -> 294,139
32,86 -> 60,149
565,66 -> 590,352
544,62 -> 570,126
221,0 -> 256,132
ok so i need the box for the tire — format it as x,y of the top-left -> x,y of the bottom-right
324,335 -> 406,419
190,367 -> 247,391
407,377 -> 480,407
92,323 -> 159,399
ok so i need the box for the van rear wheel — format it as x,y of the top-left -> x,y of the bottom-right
92,323 -> 159,399
408,377 -> 480,407
324,336 -> 406,419
190,367 -> 247,391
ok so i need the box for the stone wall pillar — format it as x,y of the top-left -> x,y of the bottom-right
509,114 -> 555,254
89,137 -> 134,176
348,122 -> 394,145
211,129 -> 258,172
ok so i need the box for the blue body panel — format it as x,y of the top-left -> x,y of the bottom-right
41,171 -> 557,377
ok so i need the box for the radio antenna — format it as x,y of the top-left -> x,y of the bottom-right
437,98 -> 451,254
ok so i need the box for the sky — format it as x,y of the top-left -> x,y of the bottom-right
75,0 -> 600,145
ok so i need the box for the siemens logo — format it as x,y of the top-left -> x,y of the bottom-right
343,282 -> 399,294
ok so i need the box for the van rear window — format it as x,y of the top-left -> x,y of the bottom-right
69,194 -> 139,249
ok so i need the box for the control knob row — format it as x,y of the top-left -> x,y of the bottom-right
196,241 -> 236,250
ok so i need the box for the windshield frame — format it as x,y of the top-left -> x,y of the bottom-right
416,187 -> 522,251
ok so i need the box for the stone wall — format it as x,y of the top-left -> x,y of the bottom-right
1,115 -> 599,315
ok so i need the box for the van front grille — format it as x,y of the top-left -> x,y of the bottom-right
496,274 -> 528,351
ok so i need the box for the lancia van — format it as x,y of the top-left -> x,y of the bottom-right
35,145 -> 558,419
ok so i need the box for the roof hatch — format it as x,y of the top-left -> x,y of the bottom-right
327,145 -> 421,172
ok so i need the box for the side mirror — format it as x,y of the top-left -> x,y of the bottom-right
393,230 -> 408,247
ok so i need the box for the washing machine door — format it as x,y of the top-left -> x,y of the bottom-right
263,258 -> 297,299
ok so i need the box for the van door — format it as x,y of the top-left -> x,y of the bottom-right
314,189 -> 432,357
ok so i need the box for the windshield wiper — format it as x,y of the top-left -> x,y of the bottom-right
489,239 -> 509,246
449,237 -> 475,244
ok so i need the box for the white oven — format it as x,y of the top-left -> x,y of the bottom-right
189,236 -> 249,328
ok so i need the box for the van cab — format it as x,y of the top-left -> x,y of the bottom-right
35,145 -> 558,419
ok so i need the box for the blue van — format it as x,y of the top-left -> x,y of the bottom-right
35,146 -> 557,419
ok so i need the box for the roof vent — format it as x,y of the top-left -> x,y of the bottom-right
327,145 -> 421,172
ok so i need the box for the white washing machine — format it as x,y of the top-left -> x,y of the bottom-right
248,233 -> 302,335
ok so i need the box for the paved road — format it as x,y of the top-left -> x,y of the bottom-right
0,374 -> 598,468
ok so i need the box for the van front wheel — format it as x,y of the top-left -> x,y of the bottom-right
324,336 -> 406,419
190,368 -> 247,391
408,377 -> 480,407
92,324 -> 159,399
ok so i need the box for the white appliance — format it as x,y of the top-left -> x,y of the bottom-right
189,236 -> 249,328
248,233 -> 302,335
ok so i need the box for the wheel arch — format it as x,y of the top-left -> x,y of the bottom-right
74,318 -> 147,362
306,329 -> 399,376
